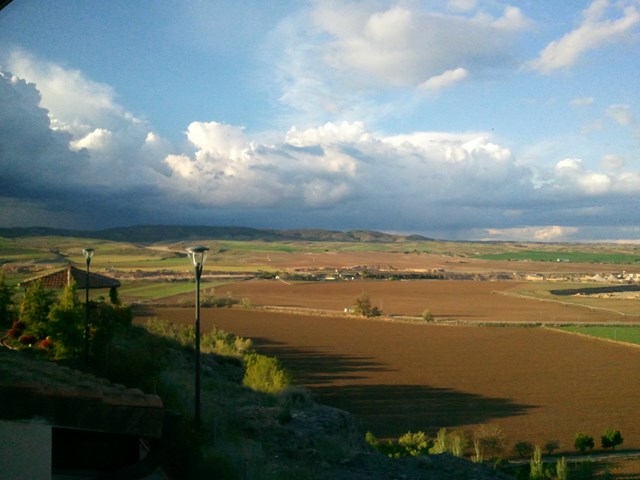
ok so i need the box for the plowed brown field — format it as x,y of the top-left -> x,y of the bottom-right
152,306 -> 640,453
213,279 -> 628,323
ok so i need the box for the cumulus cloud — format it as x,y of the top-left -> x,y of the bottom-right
527,0 -> 640,74
606,104 -> 634,126
266,2 -> 531,124
418,67 -> 468,91
4,49 -> 640,240
484,225 -> 579,242
570,97 -> 594,107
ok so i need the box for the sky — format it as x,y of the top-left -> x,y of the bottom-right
1,0 -> 639,242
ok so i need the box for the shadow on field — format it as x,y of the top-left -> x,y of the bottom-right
312,383 -> 537,438
250,337 -> 537,438
248,337 -> 394,385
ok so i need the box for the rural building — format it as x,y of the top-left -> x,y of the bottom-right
0,347 -> 170,478
18,264 -> 121,296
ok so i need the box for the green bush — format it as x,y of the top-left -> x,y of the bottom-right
513,441 -> 534,458
352,292 -> 382,317
601,429 -> 623,450
242,353 -> 292,394
421,309 -> 435,322
574,432 -> 594,453
398,431 -> 431,457
0,273 -> 16,327
19,280 -> 55,339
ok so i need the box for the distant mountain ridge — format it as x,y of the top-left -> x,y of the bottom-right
0,225 -> 432,244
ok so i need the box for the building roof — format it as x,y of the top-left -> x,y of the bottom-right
19,265 -> 120,290
0,348 -> 164,438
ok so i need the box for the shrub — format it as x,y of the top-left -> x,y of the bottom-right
352,292 -> 382,317
431,428 -> 449,454
529,445 -> 544,480
475,424 -> 506,460
421,309 -> 435,322
19,334 -> 37,346
0,273 -> 16,327
398,431 -> 431,457
513,441 -> 534,458
242,353 -> 292,394
574,432 -> 594,453
449,431 -> 468,458
556,457 -> 568,480
601,429 -> 623,450
19,280 -> 55,339
544,440 -> 559,455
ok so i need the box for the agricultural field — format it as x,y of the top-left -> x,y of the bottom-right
200,279 -> 638,324
5,231 -> 640,474
153,306 -> 640,455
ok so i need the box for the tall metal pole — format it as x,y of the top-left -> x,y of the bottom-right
194,260 -> 202,425
83,248 -> 94,364
187,245 -> 208,425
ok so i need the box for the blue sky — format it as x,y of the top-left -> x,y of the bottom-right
1,0 -> 639,242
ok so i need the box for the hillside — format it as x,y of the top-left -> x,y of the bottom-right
0,225 -> 432,244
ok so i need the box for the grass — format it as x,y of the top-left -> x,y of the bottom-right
474,250 -> 640,264
506,282 -> 640,317
556,326 -> 640,345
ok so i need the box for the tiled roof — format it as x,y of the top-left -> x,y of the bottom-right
0,348 -> 164,438
19,265 -> 120,290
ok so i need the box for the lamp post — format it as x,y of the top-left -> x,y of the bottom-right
82,248 -> 94,363
187,245 -> 209,424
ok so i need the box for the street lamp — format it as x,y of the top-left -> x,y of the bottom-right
82,248 -> 94,363
187,245 -> 209,424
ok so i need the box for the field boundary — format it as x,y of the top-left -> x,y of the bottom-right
544,325 -> 640,350
494,289 -> 640,319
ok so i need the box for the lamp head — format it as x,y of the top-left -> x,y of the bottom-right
83,248 -> 95,263
187,246 -> 209,267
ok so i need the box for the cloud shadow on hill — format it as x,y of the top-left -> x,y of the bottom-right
249,337 -> 537,438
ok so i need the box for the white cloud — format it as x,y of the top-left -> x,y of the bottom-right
266,2 -> 531,125
606,103 -> 634,126
527,0 -> 640,74
570,97 -> 594,107
69,128 -> 113,151
418,67 -> 468,91
484,225 -> 579,241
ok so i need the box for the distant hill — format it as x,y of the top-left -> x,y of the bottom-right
0,225 -> 433,244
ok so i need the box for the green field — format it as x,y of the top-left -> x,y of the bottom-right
556,326 -> 640,345
475,250 -> 640,264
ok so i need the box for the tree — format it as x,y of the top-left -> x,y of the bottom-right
601,429 -> 623,450
0,272 -> 16,326
574,432 -> 594,453
352,292 -> 382,317
544,440 -> 559,455
513,441 -> 534,458
47,281 -> 84,359
19,280 -> 55,339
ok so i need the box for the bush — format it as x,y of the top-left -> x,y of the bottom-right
513,441 -> 534,458
352,292 -> 382,317
475,424 -> 506,460
574,432 -> 594,453
398,431 -> 431,457
544,440 -> 559,455
601,429 -> 623,450
421,309 -> 435,322
242,353 -> 292,394
0,273 -> 16,327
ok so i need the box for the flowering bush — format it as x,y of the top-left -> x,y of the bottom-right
19,334 -> 37,346
40,337 -> 54,349
7,328 -> 21,339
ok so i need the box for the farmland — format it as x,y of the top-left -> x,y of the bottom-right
154,306 -> 640,453
4,229 -> 640,469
